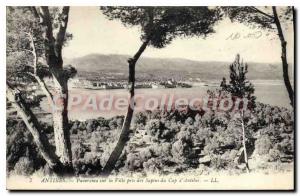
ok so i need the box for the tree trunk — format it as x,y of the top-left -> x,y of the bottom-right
101,74 -> 135,176
101,39 -> 150,176
52,78 -> 73,172
25,6 -> 73,175
6,85 -> 62,171
272,6 -> 294,107
241,111 -> 250,173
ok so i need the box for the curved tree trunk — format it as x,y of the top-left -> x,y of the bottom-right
6,84 -> 63,171
272,6 -> 294,107
101,39 -> 150,176
101,72 -> 135,176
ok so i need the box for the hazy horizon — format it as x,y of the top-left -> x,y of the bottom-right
64,52 -> 291,65
63,6 -> 294,64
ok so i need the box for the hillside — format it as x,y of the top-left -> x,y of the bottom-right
64,54 -> 291,81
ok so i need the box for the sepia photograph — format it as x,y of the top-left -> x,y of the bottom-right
5,5 -> 295,190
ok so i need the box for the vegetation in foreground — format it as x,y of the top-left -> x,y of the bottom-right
7,100 -> 294,177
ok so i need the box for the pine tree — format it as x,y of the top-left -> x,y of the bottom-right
100,6 -> 222,176
221,54 -> 256,110
221,54 -> 256,173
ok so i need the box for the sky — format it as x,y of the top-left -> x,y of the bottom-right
63,6 -> 294,64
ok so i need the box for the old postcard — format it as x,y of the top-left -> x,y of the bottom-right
6,6 -> 295,190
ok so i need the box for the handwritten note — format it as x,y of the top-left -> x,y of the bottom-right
226,31 -> 263,40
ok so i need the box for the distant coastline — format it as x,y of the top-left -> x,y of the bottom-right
65,54 -> 294,83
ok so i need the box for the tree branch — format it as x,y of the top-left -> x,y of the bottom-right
131,38 -> 152,64
24,32 -> 55,105
25,32 -> 37,73
29,6 -> 40,20
250,6 -> 274,20
130,9 -> 154,64
27,73 -> 54,105
39,6 -> 57,65
55,6 -> 70,52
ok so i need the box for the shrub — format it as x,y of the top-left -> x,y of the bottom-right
73,157 -> 102,176
185,117 -> 194,125
146,119 -> 161,132
72,142 -> 87,160
268,149 -> 281,162
13,157 -> 35,176
143,158 -> 163,174
124,153 -> 143,171
279,137 -> 294,155
210,155 -> 226,170
7,120 -> 45,174
255,135 -> 272,155
195,128 -> 211,142
171,140 -> 192,164
107,115 -> 124,130
138,148 -> 153,163
108,119 -> 118,130
134,112 -> 148,126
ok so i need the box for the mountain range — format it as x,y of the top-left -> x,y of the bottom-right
64,54 -> 293,81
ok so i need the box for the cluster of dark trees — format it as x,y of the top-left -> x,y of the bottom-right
6,6 -> 294,176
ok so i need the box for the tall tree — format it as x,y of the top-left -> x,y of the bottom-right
221,54 -> 256,172
6,6 -> 75,174
99,6 -> 222,176
222,6 -> 294,107
221,54 -> 256,109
